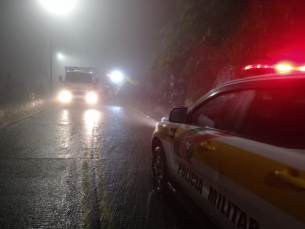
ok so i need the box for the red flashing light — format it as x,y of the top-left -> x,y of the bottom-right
244,63 -> 305,73
244,65 -> 251,70
299,66 -> 305,71
243,64 -> 273,70
275,64 -> 293,73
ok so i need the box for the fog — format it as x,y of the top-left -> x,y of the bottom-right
0,0 -> 175,95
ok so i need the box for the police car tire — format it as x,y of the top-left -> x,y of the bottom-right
152,146 -> 168,197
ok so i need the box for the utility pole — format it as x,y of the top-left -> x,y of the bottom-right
50,27 -> 53,94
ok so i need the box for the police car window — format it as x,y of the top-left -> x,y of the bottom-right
243,90 -> 305,149
190,91 -> 246,132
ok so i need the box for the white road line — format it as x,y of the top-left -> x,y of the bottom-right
132,107 -> 158,122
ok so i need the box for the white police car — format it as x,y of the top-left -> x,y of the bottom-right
151,64 -> 305,229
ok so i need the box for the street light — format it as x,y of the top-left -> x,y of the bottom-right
39,0 -> 77,16
38,0 -> 77,94
57,53 -> 64,60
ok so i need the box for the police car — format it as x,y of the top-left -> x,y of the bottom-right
151,63 -> 305,229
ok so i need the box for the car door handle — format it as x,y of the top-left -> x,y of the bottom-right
275,169 -> 305,189
200,141 -> 216,151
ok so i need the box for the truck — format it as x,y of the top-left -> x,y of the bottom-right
58,67 -> 99,104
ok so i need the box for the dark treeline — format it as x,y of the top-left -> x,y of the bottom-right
144,0 -> 305,107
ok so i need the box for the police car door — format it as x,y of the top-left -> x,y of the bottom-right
219,88 -> 305,229
172,90 -> 248,220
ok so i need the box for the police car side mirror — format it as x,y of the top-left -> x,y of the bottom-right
169,107 -> 188,123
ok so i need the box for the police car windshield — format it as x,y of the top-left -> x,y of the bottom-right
65,72 -> 92,84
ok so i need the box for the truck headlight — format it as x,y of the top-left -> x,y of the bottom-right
59,91 -> 72,103
86,92 -> 98,104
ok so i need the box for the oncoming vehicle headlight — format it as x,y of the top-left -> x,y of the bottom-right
86,92 -> 98,104
59,91 -> 72,103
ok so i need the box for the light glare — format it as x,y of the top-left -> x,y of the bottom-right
86,92 -> 98,104
244,65 -> 251,70
275,64 -> 293,73
39,0 -> 77,16
84,109 -> 100,135
57,53 -> 64,60
110,71 -> 124,83
59,91 -> 72,103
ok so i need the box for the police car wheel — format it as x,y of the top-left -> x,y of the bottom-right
152,146 -> 167,196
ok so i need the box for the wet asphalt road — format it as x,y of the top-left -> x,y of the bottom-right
0,103 -> 209,228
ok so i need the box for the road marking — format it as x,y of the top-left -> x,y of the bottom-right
132,107 -> 157,122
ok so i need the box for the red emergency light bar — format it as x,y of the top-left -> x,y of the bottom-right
244,63 -> 305,73
244,64 -> 274,70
